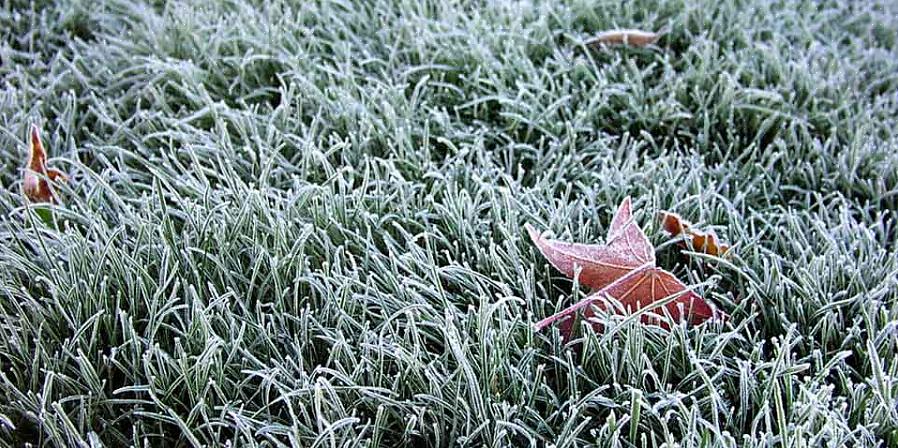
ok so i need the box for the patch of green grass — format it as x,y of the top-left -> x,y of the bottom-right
1,0 -> 897,446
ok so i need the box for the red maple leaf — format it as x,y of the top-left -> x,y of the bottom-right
527,197 -> 726,337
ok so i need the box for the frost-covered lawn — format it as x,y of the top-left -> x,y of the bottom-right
1,0 -> 897,446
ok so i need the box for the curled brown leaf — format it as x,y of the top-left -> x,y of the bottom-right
659,211 -> 731,257
586,29 -> 660,48
22,124 -> 68,204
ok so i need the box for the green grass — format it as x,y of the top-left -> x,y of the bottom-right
1,0 -> 897,446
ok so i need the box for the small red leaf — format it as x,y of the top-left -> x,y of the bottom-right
529,198 -> 726,336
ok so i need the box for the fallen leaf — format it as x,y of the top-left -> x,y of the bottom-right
525,197 -> 653,290
660,211 -> 686,235
535,263 -> 717,335
586,29 -> 660,48
22,124 -> 68,204
528,198 -> 725,336
659,211 -> 731,257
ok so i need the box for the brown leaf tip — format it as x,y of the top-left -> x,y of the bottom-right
659,211 -> 687,235
28,124 -> 47,171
